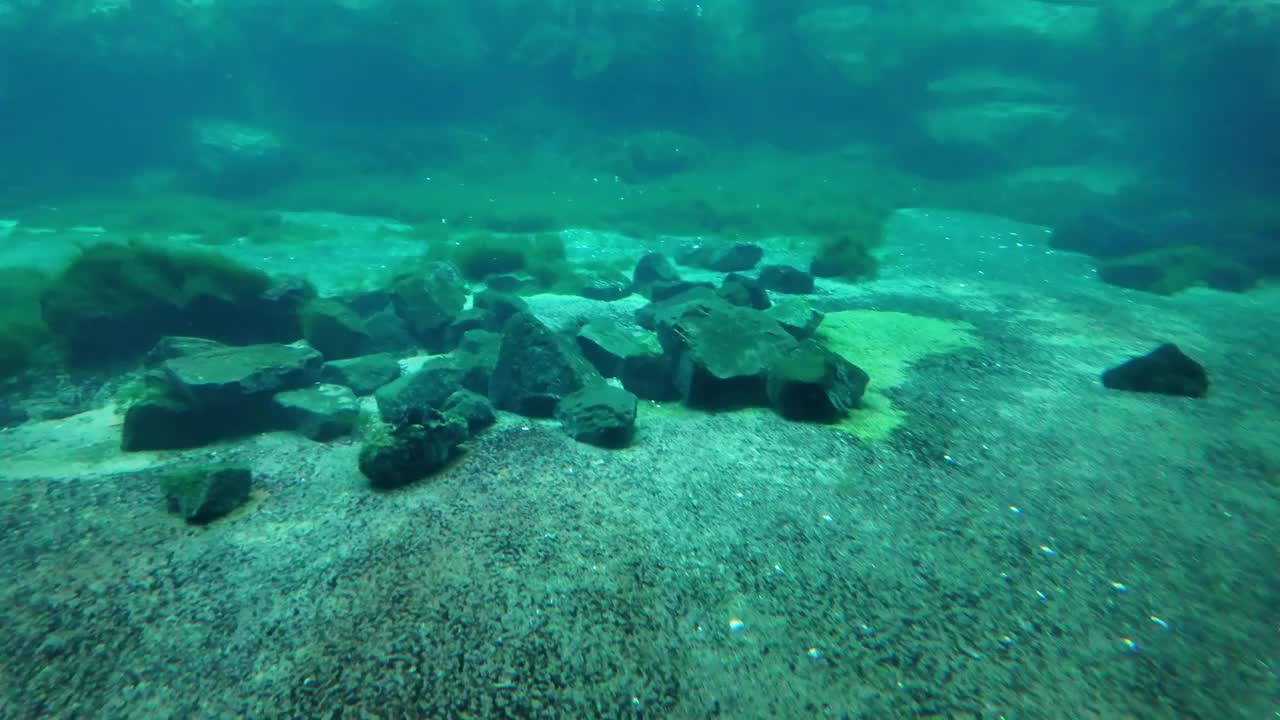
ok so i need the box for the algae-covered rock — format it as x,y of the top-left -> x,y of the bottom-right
1097,246 -> 1257,295
374,359 -> 467,426
162,342 -> 323,407
159,464 -> 252,524
489,312 -> 601,417
442,389 -> 496,433
272,384 -> 360,441
578,269 -> 633,301
389,261 -> 468,352
302,299 -> 371,360
358,415 -> 468,489
576,320 -> 676,401
759,265 -> 815,295
657,300 -> 797,408
321,353 -> 402,396
632,253 -> 681,296
766,298 -> 824,340
718,273 -> 770,310
767,342 -> 870,422
557,384 -> 638,448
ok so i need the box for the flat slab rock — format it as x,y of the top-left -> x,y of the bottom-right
163,342 -> 323,405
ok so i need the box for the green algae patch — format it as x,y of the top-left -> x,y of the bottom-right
816,310 -> 979,441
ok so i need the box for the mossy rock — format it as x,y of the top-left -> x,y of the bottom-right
810,232 -> 879,280
1097,246 -> 1257,295
159,464 -> 252,524
0,269 -> 54,380
40,241 -> 301,366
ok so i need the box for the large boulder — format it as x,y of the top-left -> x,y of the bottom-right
557,384 -> 638,448
576,319 -> 677,401
389,261 -> 468,352
489,313 -> 602,417
766,342 -> 870,422
321,353 -> 402,396
656,298 -> 798,408
272,384 -> 360,441
301,299 -> 371,360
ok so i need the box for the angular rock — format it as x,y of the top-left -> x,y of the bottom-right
578,269 -> 633,301
301,299 -> 371,360
650,280 -> 716,303
489,312 -> 601,417
633,252 -> 681,295
272,384 -> 360,441
144,336 -> 227,366
706,242 -> 764,272
657,300 -> 797,408
375,359 -> 467,426
766,298 -> 825,340
390,261 -> 468,352
358,414 -> 468,489
576,319 -> 677,400
766,342 -> 869,422
442,390 -> 496,433
473,290 -> 529,326
758,264 -> 815,294
1101,344 -> 1208,398
557,384 -> 638,448
321,353 -> 402,396
162,342 -> 323,407
122,393 -> 222,451
719,273 -> 770,310
635,286 -> 723,331
159,464 -> 252,524
454,329 -> 501,396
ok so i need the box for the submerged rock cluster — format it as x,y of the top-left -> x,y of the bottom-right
99,237 -> 871,495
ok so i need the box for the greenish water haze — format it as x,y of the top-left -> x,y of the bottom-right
1,1 -> 1278,718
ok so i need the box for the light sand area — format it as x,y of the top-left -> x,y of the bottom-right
1,209 -> 1277,718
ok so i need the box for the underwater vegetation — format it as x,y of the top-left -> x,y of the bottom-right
0,269 -> 53,381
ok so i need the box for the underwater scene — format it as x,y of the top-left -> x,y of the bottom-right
1,0 -> 1278,717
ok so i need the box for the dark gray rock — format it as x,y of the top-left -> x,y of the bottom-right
159,464 -> 252,524
650,280 -> 716,303
162,342 -> 323,407
766,341 -> 869,422
657,300 -> 797,408
576,319 -> 677,401
706,243 -> 764,272
446,308 -> 497,348
759,264 -> 815,294
578,269 -> 634,301
473,290 -> 529,327
454,329 -> 502,396
375,360 -> 467,426
122,393 -> 227,451
489,312 -> 602,417
766,298 -> 825,340
719,273 -> 771,310
302,299 -> 371,360
635,286 -> 723,331
321,353 -> 402,396
633,253 -> 681,295
0,400 -> 28,428
1101,344 -> 1208,398
358,414 -> 468,489
272,384 -> 360,441
442,390 -> 496,433
390,261 -> 468,352
144,336 -> 227,366
557,384 -> 638,448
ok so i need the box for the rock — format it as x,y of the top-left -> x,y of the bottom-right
442,390 -> 496,433
766,298 -> 825,340
375,359 -> 467,426
1097,247 -> 1257,295
358,415 -> 468,489
575,319 -> 678,401
446,308 -> 497,348
718,273 -> 771,310
363,306 -> 418,354
483,273 -> 534,293
706,243 -> 764,272
633,253 -> 681,295
162,342 -> 323,407
758,264 -> 815,294
578,269 -> 633,301
473,290 -> 529,326
766,342 -> 869,422
557,384 -> 638,448
144,336 -> 227,366
650,280 -> 716,303
657,300 -> 797,408
489,312 -> 602,417
301,299 -> 371,360
635,286 -> 723,331
618,131 -> 706,181
272,384 -> 360,441
0,399 -> 28,428
321,353 -> 402,396
159,464 -> 252,524
454,329 -> 501,396
122,393 -> 224,451
1101,344 -> 1208,398
390,261 -> 468,352
193,120 -> 294,193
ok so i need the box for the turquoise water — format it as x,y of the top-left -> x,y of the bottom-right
1,2 -> 1277,718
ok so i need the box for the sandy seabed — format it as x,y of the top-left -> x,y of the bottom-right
1,210 -> 1277,719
